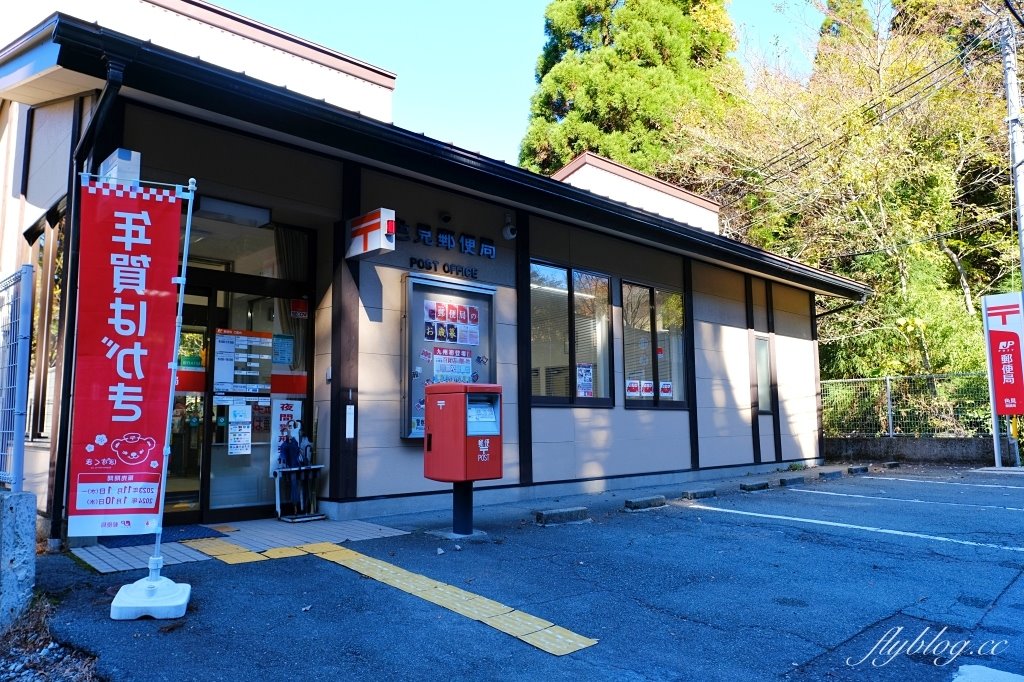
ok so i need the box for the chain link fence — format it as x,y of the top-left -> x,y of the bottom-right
822,373 -> 993,437
0,265 -> 33,491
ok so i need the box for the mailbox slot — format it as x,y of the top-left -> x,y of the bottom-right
466,394 -> 500,436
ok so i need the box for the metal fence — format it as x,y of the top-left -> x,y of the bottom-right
822,373 -> 992,437
0,265 -> 33,492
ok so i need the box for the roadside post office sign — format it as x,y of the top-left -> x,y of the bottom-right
982,292 -> 1024,416
67,177 -> 183,537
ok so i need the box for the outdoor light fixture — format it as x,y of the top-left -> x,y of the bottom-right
194,196 -> 271,227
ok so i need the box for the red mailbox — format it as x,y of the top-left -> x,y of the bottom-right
424,383 -> 502,482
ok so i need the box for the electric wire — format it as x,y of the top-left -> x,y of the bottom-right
732,24 -> 998,189
725,45 -> 1002,229
821,207 -> 1015,260
719,23 -> 1001,209
744,41 -> 998,201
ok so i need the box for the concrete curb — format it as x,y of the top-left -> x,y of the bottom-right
681,488 -> 717,500
623,495 -> 667,512
819,471 -> 843,480
740,481 -> 770,492
847,465 -> 868,475
534,507 -> 590,526
779,475 -> 806,487
884,461 -> 900,469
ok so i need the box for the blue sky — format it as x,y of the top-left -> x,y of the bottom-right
214,1 -> 822,164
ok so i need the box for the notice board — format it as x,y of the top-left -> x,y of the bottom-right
402,275 -> 496,438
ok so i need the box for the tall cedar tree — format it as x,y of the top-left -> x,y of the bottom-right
519,0 -> 737,175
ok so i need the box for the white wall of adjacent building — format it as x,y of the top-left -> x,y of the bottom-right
0,1 -> 393,123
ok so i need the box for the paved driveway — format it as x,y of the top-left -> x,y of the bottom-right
36,465 -> 1024,681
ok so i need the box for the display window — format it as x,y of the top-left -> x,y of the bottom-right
529,261 -> 612,406
622,281 -> 686,409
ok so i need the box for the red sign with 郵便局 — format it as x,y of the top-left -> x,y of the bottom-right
67,178 -> 182,537
983,293 -> 1024,416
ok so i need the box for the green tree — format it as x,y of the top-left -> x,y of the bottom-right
820,0 -> 874,39
662,0 -> 1013,379
519,0 -> 738,175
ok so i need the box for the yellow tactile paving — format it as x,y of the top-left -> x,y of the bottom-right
317,548 -> 362,564
207,524 -> 238,533
215,551 -> 269,564
262,546 -> 308,559
519,625 -> 599,656
308,545 -> 596,656
482,610 -> 554,637
428,584 -> 477,601
376,573 -> 444,593
296,542 -> 345,554
181,538 -> 250,556
417,586 -> 476,609
445,595 -> 514,621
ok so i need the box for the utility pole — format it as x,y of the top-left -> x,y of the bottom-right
993,16 -> 1024,468
1001,17 -> 1024,270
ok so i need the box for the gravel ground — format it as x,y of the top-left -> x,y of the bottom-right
1,596 -> 98,682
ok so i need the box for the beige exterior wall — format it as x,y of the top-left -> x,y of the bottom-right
0,102 -> 27,275
531,217 -> 692,483
355,171 -> 519,497
772,284 -> 818,462
0,98 -> 84,274
692,261 -> 754,467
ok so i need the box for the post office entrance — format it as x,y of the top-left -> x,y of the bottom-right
164,212 -> 313,525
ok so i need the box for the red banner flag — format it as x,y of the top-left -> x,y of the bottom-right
67,179 -> 182,536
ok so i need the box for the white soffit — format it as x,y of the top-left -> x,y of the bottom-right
0,39 -> 103,105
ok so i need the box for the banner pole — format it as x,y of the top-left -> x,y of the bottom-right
149,177 -> 197,578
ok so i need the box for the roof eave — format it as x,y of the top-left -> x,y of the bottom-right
45,15 -> 870,301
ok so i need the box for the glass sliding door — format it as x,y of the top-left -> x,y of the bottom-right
208,292 -> 309,511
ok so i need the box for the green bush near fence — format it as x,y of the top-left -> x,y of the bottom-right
822,373 -> 991,437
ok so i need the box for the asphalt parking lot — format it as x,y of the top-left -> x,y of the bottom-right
33,465 -> 1024,681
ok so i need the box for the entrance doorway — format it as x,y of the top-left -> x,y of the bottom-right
164,213 -> 313,525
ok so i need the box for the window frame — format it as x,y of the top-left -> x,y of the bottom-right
529,259 -> 614,408
754,334 -> 773,415
621,280 -> 687,410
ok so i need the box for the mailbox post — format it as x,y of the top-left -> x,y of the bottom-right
424,383 -> 502,535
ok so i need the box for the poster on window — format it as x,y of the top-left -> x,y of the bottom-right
659,381 -> 673,398
67,176 -> 192,537
227,403 -> 252,455
640,381 -> 655,398
626,379 -> 641,398
213,329 -> 273,393
270,399 -> 302,474
576,363 -> 594,398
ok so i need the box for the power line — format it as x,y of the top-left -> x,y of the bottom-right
734,24 -> 998,189
821,207 -> 1014,260
725,46 -> 1002,228
719,23 -> 1001,209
